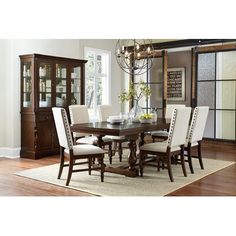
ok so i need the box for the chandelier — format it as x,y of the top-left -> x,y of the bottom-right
115,39 -> 155,75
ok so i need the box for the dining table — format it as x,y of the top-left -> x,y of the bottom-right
70,118 -> 170,177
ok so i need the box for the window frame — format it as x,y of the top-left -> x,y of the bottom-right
84,47 -> 111,120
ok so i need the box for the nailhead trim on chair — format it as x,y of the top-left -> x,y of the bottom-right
187,107 -> 199,143
167,108 -> 177,147
61,109 -> 74,150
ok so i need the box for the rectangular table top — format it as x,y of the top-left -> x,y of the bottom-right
70,118 -> 170,137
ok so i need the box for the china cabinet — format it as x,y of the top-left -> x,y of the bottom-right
20,54 -> 87,159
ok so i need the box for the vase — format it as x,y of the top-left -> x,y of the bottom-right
128,100 -> 144,122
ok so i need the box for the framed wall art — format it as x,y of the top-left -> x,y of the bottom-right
167,67 -> 186,101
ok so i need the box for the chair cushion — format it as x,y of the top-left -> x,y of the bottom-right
76,136 -> 112,145
151,130 -> 168,137
105,135 -> 126,141
140,141 -> 180,153
65,144 -> 105,156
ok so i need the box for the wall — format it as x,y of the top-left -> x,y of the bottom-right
167,50 -> 192,106
0,39 -> 122,157
0,40 -> 8,151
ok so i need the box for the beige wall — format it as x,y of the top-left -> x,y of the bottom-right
0,39 -> 122,157
0,40 -> 8,147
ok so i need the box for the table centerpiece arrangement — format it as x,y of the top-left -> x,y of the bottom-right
139,113 -> 153,123
119,81 -> 151,122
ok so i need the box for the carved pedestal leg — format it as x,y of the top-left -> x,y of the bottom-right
127,137 -> 139,177
139,133 -> 145,147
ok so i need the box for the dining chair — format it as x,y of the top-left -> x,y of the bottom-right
139,107 -> 191,182
98,105 -> 128,164
184,106 -> 209,174
69,105 -> 113,159
52,107 -> 105,186
151,104 -> 186,142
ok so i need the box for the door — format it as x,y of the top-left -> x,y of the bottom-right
194,44 -> 236,141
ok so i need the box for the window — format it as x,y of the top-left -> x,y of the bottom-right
133,57 -> 164,118
84,47 -> 111,120
197,51 -> 236,141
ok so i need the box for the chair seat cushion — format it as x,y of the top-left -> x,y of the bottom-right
65,144 -> 105,156
76,136 -> 112,145
151,130 -> 168,137
105,135 -> 126,141
140,141 -> 180,153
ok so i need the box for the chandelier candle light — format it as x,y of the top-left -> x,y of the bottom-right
115,39 -> 155,75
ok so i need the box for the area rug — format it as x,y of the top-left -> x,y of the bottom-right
15,154 -> 234,196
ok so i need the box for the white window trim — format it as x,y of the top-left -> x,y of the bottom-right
84,47 -> 111,121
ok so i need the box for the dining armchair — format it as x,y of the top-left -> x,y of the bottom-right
69,105 -> 113,159
151,104 -> 186,142
184,106 -> 209,173
139,107 -> 191,182
98,105 -> 127,164
52,107 -> 105,186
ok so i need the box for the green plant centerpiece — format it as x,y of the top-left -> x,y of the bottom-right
119,81 -> 151,122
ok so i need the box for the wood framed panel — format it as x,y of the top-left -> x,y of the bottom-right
194,43 -> 236,142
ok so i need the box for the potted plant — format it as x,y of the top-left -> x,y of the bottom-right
119,81 -> 151,122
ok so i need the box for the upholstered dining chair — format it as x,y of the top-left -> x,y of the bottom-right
98,105 -> 128,164
52,107 -> 105,186
151,104 -> 186,142
69,105 -> 113,160
139,107 -> 191,182
184,106 -> 209,174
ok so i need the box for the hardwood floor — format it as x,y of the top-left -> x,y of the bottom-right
0,140 -> 235,196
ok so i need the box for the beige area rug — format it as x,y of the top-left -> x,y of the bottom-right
15,153 -> 234,196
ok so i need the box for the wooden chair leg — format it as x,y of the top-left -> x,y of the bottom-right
198,141 -> 204,169
118,142 -> 123,162
88,158 -> 92,175
108,143 -> 112,164
58,146 -> 65,179
98,155 -> 105,182
167,152 -> 174,182
66,158 -> 73,186
157,157 -> 160,172
180,147 -> 187,177
139,151 -> 145,177
187,145 -> 194,174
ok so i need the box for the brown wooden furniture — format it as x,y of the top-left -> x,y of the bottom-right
20,54 -> 87,159
70,118 -> 170,177
139,107 -> 191,182
52,108 -> 105,186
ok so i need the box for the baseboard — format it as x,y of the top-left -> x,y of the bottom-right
0,147 -> 20,158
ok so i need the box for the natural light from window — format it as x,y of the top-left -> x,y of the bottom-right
84,47 -> 111,121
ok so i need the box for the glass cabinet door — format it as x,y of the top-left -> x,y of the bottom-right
22,62 -> 32,108
71,65 -> 81,105
39,62 -> 52,108
55,64 -> 67,107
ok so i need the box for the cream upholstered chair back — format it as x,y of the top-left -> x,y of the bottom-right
69,105 -> 90,138
187,106 -> 209,144
52,107 -> 73,150
98,105 -> 113,122
166,104 -> 186,119
167,107 -> 191,148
